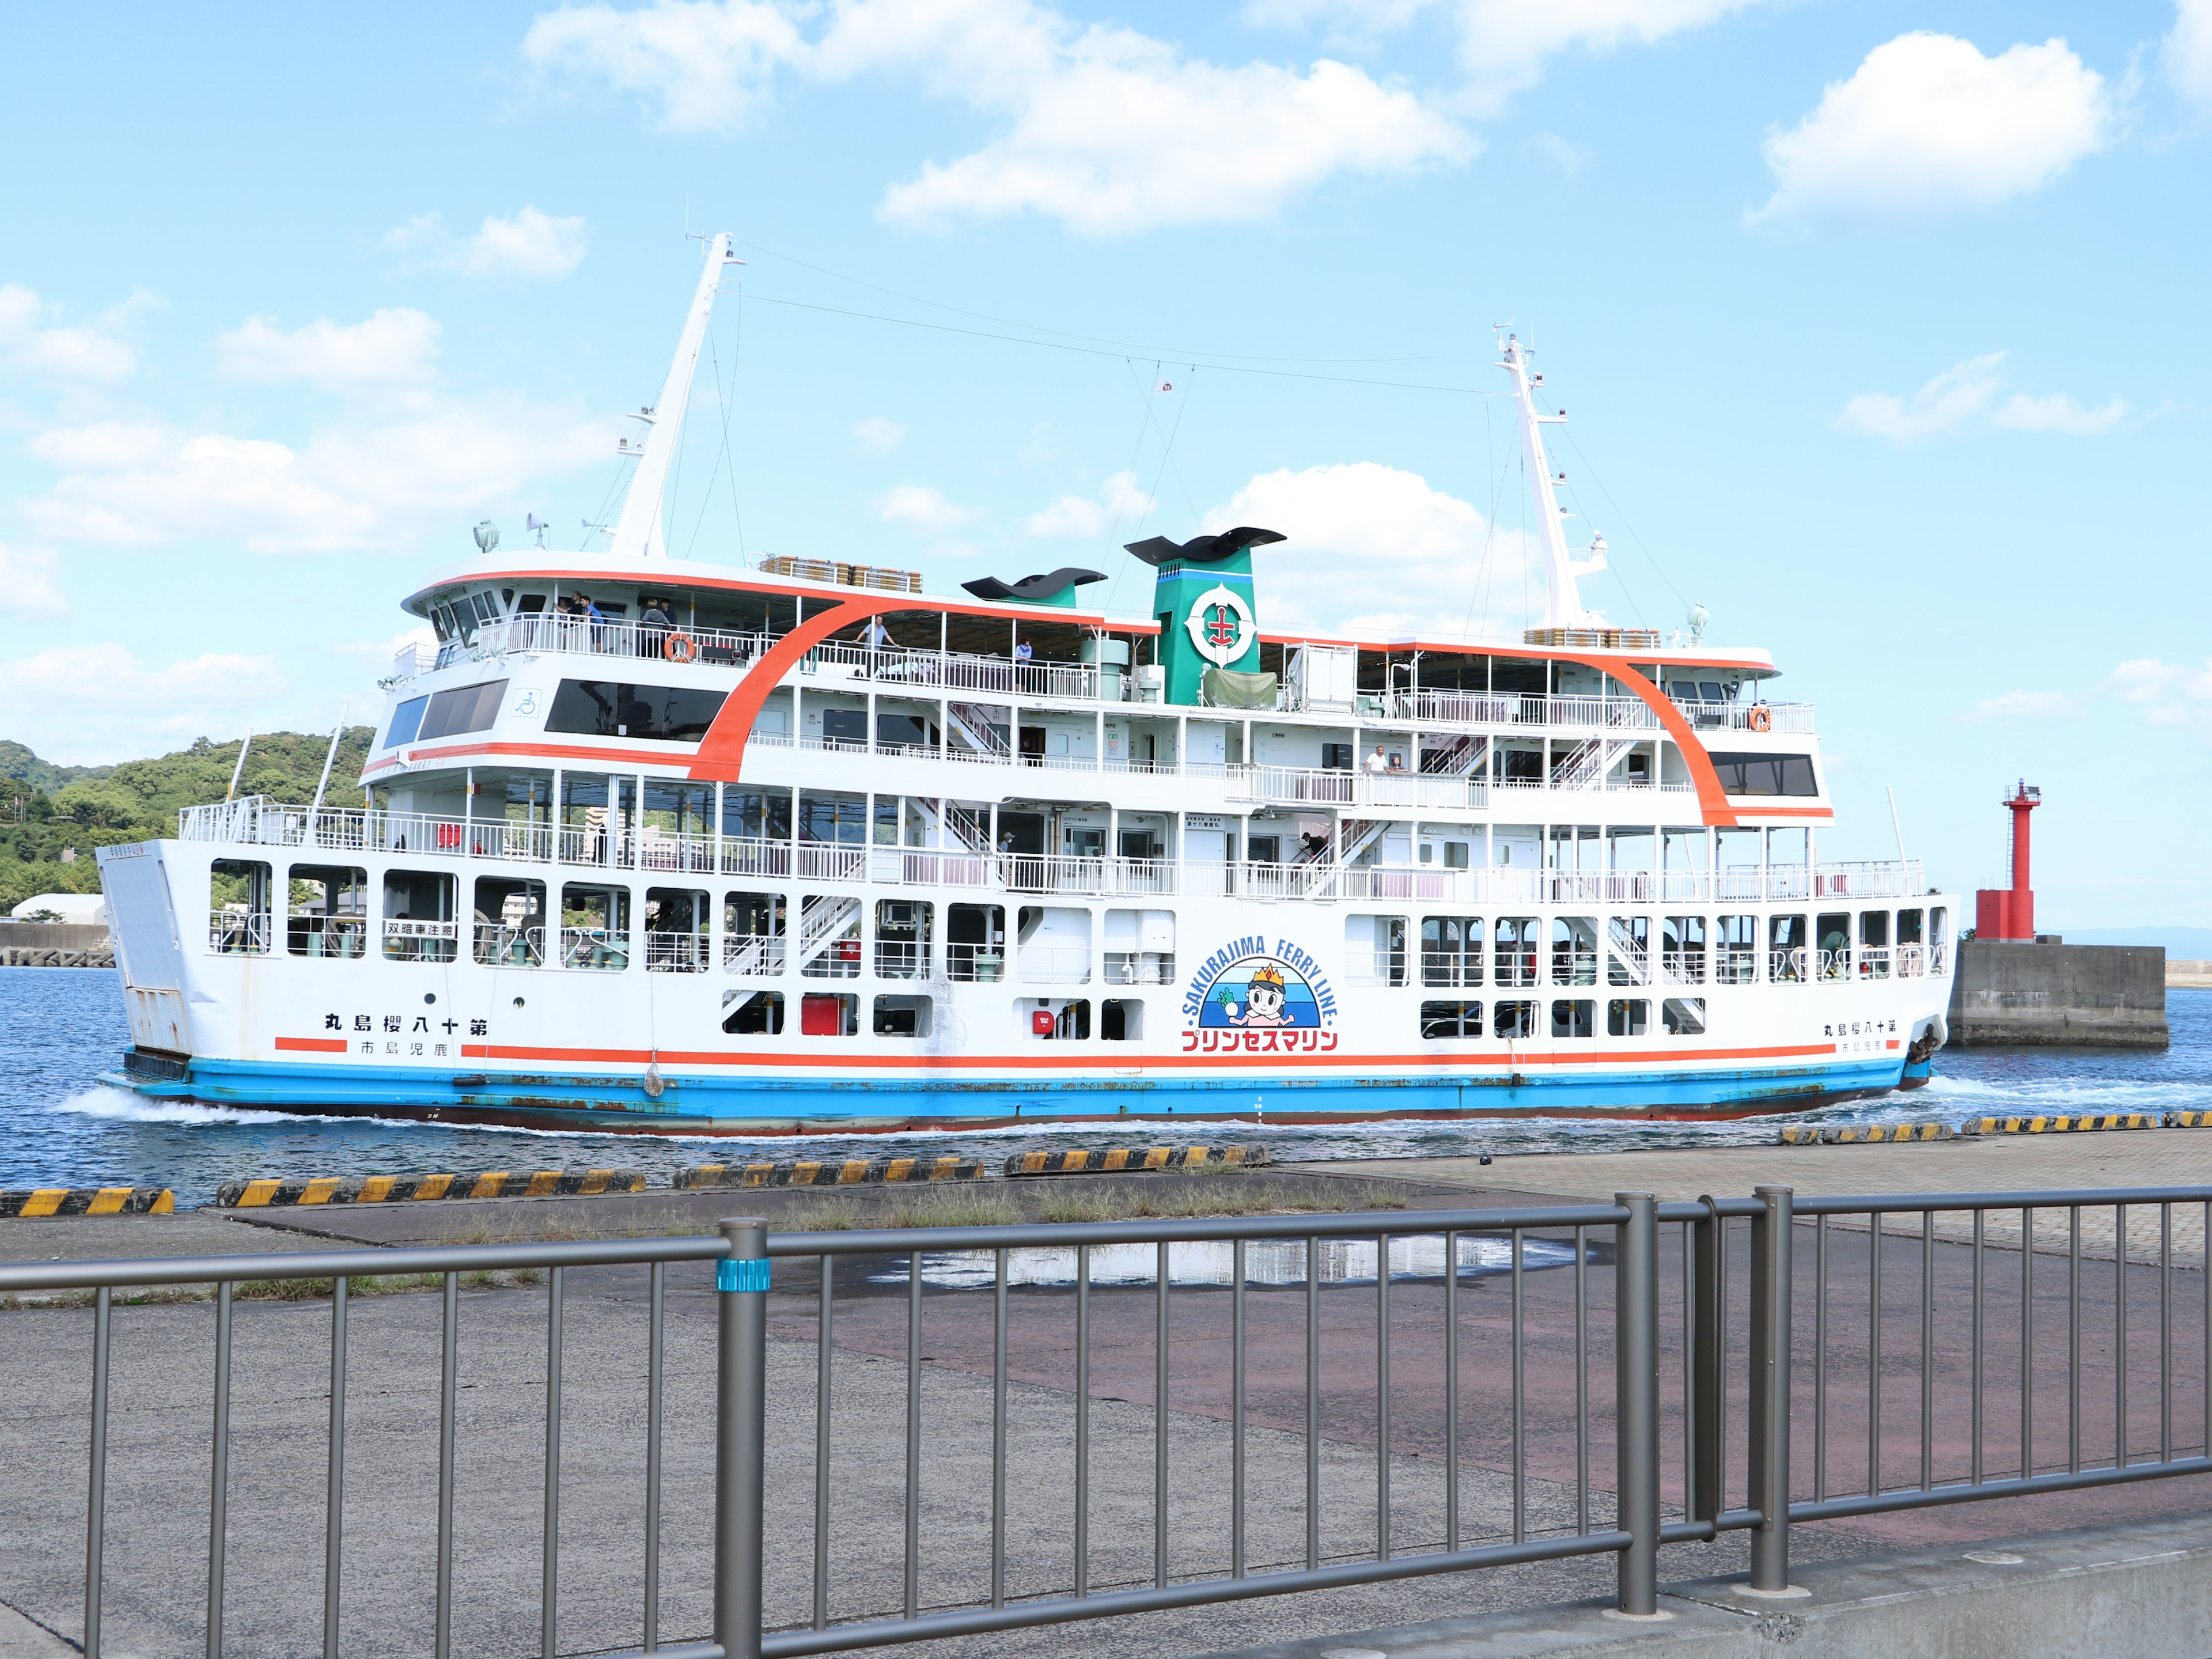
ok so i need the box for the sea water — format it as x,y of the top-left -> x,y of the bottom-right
4,968 -> 2207,1207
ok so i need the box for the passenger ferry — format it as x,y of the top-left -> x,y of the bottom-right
99,235 -> 1955,1132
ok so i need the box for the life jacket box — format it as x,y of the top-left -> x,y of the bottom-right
801,994 -> 846,1036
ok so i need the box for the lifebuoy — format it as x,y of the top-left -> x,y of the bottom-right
1747,704 -> 1772,733
663,631 -> 698,664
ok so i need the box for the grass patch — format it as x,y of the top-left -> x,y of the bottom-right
1034,1173 -> 1408,1223
887,1188 -> 1024,1229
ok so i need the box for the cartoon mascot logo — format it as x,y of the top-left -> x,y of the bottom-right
1183,937 -> 1338,1054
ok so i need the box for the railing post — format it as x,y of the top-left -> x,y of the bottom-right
1748,1185 -> 1795,1593
1689,1200 -> 1722,1528
1615,1191 -> 1662,1616
715,1218 -> 769,1659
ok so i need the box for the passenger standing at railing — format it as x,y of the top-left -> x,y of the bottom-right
1365,744 -> 1389,774
640,596 -> 673,660
574,592 -> 607,652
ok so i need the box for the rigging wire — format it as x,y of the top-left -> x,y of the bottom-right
730,234 -> 1446,366
745,294 -> 1501,396
1559,429 -> 1688,612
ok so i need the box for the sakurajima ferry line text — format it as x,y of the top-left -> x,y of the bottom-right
97,234 -> 1956,1134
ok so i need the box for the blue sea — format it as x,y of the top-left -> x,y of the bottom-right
4,968 -> 2207,1207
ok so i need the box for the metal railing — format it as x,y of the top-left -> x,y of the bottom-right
3,1185 -> 2204,1658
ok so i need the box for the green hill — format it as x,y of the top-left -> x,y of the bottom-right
1,728 -> 376,913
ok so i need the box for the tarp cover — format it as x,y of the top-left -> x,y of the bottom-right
1201,668 -> 1280,709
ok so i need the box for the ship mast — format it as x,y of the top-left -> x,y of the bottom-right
608,233 -> 741,560
1499,332 -> 1596,630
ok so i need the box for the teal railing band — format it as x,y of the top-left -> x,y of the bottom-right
718,1258 -> 771,1293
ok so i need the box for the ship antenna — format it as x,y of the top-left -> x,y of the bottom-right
607,233 -> 745,560
1497,330 -> 1592,629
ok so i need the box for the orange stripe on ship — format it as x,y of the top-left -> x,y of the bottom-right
275,1036 -> 349,1053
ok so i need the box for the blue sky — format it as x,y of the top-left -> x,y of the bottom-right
2,1 -> 2207,929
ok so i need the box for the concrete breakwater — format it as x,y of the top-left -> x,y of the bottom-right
0,921 -> 112,967
1948,940 -> 2169,1048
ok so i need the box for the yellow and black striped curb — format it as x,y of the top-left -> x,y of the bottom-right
1778,1123 -> 1952,1145
676,1157 -> 984,1189
1003,1145 -> 1271,1176
2169,1111 -> 2212,1128
212,1170 -> 647,1208
1964,1114 -> 2164,1135
0,1187 -> 176,1218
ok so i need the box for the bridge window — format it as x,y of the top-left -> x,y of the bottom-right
546,680 -> 725,742
1707,752 -> 1817,797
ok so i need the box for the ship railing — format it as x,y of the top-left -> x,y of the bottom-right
723,934 -> 787,976
206,909 -> 272,955
1344,948 -> 1408,987
796,843 -> 869,884
872,941 -> 930,979
1896,943 -> 1927,979
804,642 -> 1102,703
633,830 -> 722,876
1338,866 -> 1471,902
1856,945 -> 1893,981
1222,765 -> 1488,811
1813,861 -> 1926,899
287,916 -> 370,959
472,922 -> 544,967
645,933 -> 710,974
1660,949 -> 1706,986
1102,952 -> 1176,985
1817,947 -> 1853,981
1769,946 -> 1808,983
1714,947 -> 1759,985
429,615 -> 778,671
945,942 -> 1008,982
560,926 -> 630,971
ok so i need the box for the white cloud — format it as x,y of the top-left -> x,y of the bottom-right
19,397 -> 607,554
384,207 -> 589,280
0,284 -> 138,384
340,625 -> 438,665
1021,469 -> 1153,538
853,415 -> 906,455
0,643 -> 289,763
1964,689 -> 2079,722
1245,0 -> 1769,106
0,541 -> 67,619
2104,657 -> 2212,728
215,308 -> 442,392
2168,0 -> 2212,102
876,483 -> 981,533
1202,460 -> 1541,638
524,0 -> 1472,234
1836,351 -> 2127,444
1755,33 -> 2112,222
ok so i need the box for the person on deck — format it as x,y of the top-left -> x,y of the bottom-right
1364,744 -> 1390,773
640,596 -> 673,659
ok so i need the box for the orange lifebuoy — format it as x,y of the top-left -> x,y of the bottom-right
1747,704 -> 1772,733
663,631 -> 698,664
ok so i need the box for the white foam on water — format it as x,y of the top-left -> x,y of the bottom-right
47,1086 -> 306,1128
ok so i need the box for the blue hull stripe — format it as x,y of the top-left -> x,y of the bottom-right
107,1055 -> 1910,1128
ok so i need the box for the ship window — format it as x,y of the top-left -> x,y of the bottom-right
1707,752 -> 1818,797
287,864 -> 369,959
948,904 -> 1006,982
1551,918 -> 1599,985
877,711 -> 935,750
799,791 -> 868,846
1247,834 -> 1281,863
418,680 -> 509,742
1348,915 -> 1407,987
385,696 -> 429,749
875,900 -> 933,979
1552,998 -> 1595,1037
383,870 -> 458,963
1607,916 -> 1650,986
517,593 -> 548,615
1608,998 -> 1649,1036
472,876 -> 545,968
724,892 -> 786,976
1421,916 -> 1483,987
1493,916 -> 1539,987
821,708 -> 867,746
546,680 -> 726,743
722,990 -> 783,1035
1817,912 -> 1850,978
208,858 -> 274,956
559,883 -> 630,972
798,894 -> 862,978
721,787 -> 792,842
1663,997 -> 1706,1035
1717,915 -> 1758,983
1322,743 -> 1354,771
873,995 -> 933,1037
645,888 -> 710,973
1770,915 -> 1808,982
800,993 -> 857,1037
1020,998 -> 1090,1040
1102,998 -> 1143,1040
1443,841 -> 1469,869
1494,999 -> 1538,1039
1421,1001 -> 1482,1039
1662,916 -> 1707,984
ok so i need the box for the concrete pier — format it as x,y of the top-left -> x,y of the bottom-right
1946,939 -> 2168,1048
0,921 -> 113,968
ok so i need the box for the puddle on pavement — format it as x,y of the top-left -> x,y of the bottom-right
870,1234 -> 1582,1290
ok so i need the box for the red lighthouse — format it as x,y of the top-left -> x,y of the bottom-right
1974,781 -> 2041,940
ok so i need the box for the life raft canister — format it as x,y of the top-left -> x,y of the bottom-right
663,631 -> 698,664
1747,704 -> 1772,733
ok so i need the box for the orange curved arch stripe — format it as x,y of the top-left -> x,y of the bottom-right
686,596 -> 911,782
1559,654 -> 1737,827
